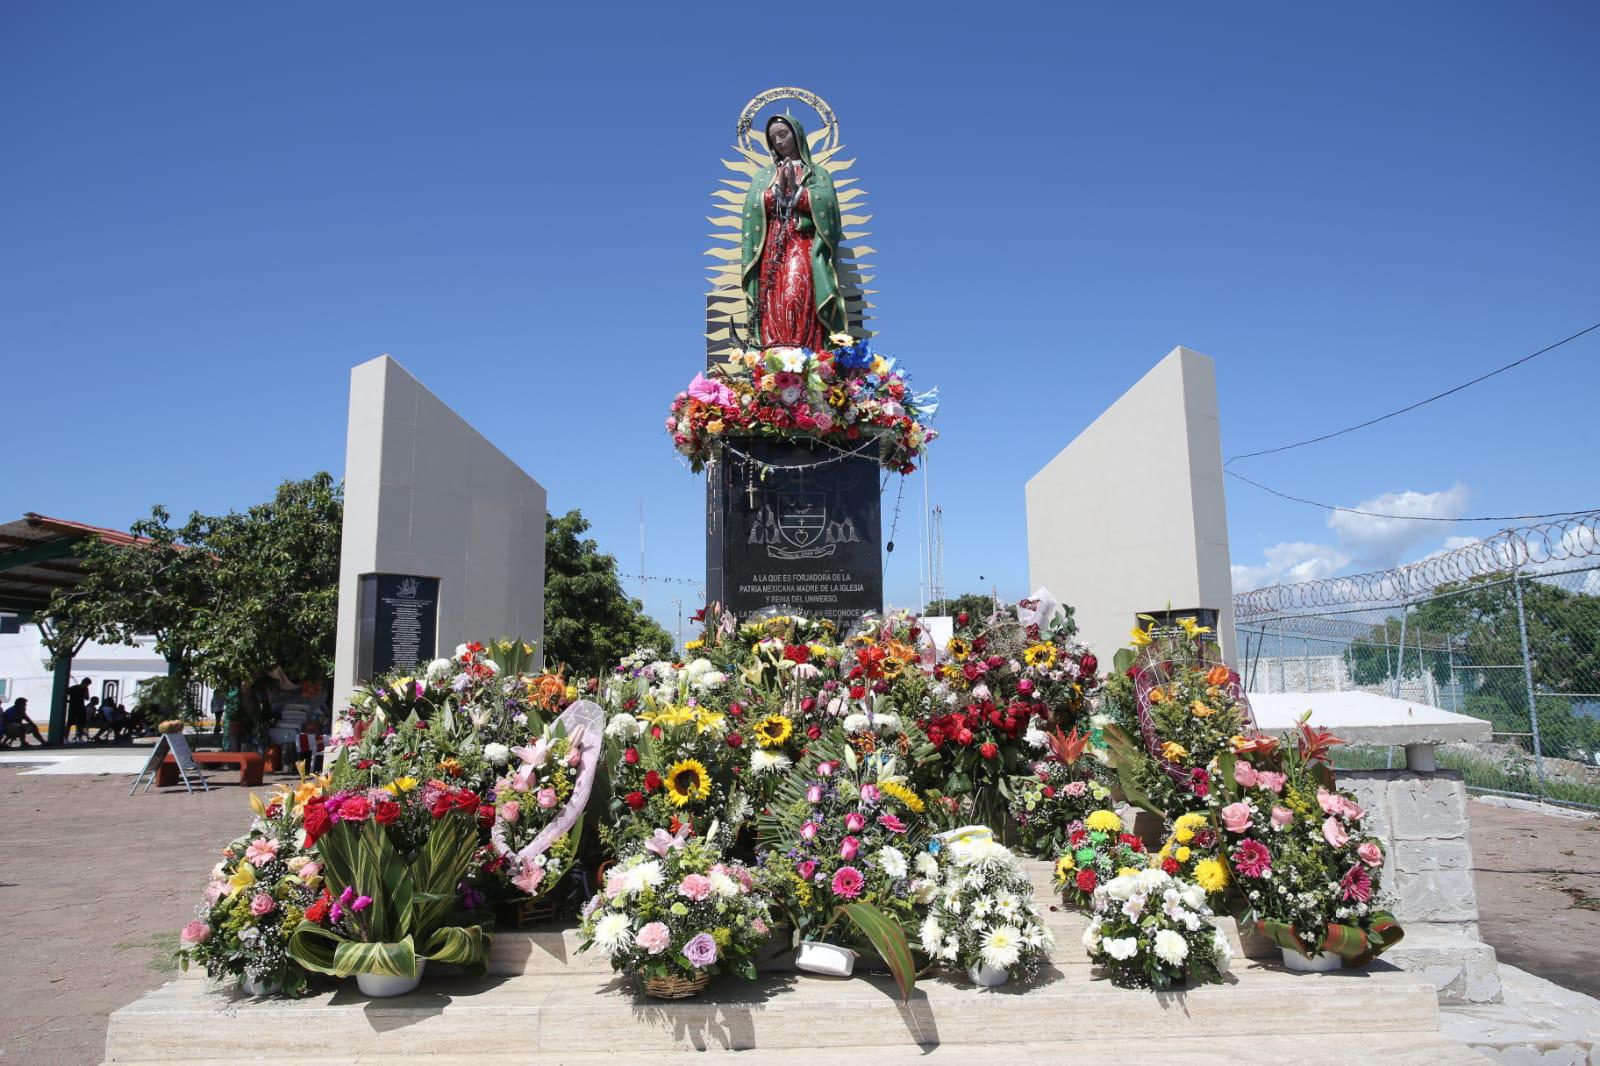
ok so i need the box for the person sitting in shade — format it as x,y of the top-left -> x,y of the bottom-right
2,697 -> 47,748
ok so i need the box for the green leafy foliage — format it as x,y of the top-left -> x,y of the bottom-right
543,509 -> 674,677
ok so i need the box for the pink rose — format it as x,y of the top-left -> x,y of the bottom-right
800,821 -> 820,842
1317,788 -> 1341,816
300,862 -> 320,879
805,784 -> 824,804
1270,806 -> 1294,830
202,879 -> 228,905
1233,762 -> 1259,788
840,836 -> 860,860
635,921 -> 671,955
499,801 -> 521,824
1323,817 -> 1350,849
1255,771 -> 1286,794
244,839 -> 280,866
844,811 -> 867,832
1220,802 -> 1254,834
1358,841 -> 1383,867
1339,796 -> 1365,822
536,788 -> 558,809
860,784 -> 882,803
179,920 -> 211,947
796,859 -> 818,880
1063,781 -> 1088,797
818,761 -> 837,777
678,874 -> 713,901
249,892 -> 276,917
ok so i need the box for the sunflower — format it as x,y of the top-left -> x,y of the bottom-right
946,637 -> 971,662
752,713 -> 794,749
664,759 -> 712,807
880,657 -> 906,679
877,779 -> 925,814
1023,643 -> 1057,669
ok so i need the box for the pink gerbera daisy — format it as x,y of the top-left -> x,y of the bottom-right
830,865 -> 865,899
1232,838 -> 1272,879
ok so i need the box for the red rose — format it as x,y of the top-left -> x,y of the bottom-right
1162,857 -> 1181,875
784,644 -> 810,664
341,795 -> 371,821
807,724 -> 822,740
1069,830 -> 1087,847
1081,653 -> 1098,675
850,685 -> 866,700
454,790 -> 480,812
956,612 -> 969,626
980,742 -> 999,760
727,733 -> 744,748
414,720 -> 429,730
302,801 -> 331,845
1075,868 -> 1097,893
644,770 -> 663,792
430,795 -> 453,818
625,791 -> 646,810
623,748 -> 640,765
477,803 -> 496,828
728,702 -> 744,717
650,725 -> 663,740
801,696 -> 816,713
374,799 -> 401,825
956,728 -> 974,746
1043,785 -> 1056,798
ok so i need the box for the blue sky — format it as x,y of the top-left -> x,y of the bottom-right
4,2 -> 1597,639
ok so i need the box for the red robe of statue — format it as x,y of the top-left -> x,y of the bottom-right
758,183 -> 828,351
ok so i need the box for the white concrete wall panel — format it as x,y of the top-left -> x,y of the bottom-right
1026,346 -> 1236,663
333,356 -> 546,712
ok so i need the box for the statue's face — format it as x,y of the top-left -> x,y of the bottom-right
768,121 -> 798,161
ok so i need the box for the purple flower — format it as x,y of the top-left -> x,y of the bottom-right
351,895 -> 373,912
682,932 -> 718,968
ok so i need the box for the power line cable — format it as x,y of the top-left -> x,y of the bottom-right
1225,469 -> 1597,523
1225,319 -> 1600,466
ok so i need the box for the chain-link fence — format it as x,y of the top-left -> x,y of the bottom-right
1234,512 -> 1600,810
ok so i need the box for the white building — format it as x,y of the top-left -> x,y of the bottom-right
0,622 -> 174,716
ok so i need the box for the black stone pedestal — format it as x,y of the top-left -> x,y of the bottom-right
706,439 -> 882,631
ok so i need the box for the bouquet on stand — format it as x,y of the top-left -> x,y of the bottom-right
917,833 -> 1053,987
578,837 -> 773,999
1082,868 -> 1232,990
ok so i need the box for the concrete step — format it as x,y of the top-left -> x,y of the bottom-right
104,959 -> 1445,1061
104,1029 -> 1492,1065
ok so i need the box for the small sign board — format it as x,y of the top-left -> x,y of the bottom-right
1137,607 -> 1220,644
129,732 -> 210,795
356,573 -> 441,682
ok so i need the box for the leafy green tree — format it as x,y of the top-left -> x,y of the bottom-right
1345,575 -> 1600,758
543,509 -> 673,678
924,592 -> 999,620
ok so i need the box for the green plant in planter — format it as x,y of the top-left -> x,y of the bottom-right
289,803 -> 489,979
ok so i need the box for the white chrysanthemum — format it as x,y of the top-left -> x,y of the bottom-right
683,658 -> 714,679
942,888 -> 962,911
694,671 -> 726,692
708,869 -> 741,899
1023,722 -> 1049,750
482,742 -> 510,767
592,912 -> 633,955
919,915 -> 944,954
1212,930 -> 1233,971
425,657 -> 454,679
949,837 -> 1014,870
941,934 -> 961,962
605,713 -> 643,739
777,347 -> 808,372
911,880 -> 940,904
1153,929 -> 1189,966
725,792 -> 753,826
872,713 -> 902,735
914,851 -> 940,880
877,846 -> 908,879
749,749 -> 792,776
1102,936 -> 1139,961
842,713 -> 870,733
980,925 -> 1023,971
620,859 -> 664,896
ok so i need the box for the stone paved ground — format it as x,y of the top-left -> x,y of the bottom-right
2,762 -> 1598,1065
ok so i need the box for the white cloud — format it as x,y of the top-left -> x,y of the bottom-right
1231,541 -> 1352,593
1324,484 -> 1470,566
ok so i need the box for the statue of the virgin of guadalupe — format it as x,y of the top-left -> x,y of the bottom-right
739,114 -> 847,350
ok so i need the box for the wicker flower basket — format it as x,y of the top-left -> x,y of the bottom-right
642,971 -> 710,999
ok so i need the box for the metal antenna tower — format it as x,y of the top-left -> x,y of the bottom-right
928,505 -> 946,609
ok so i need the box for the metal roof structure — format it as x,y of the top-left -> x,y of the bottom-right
0,513 -> 146,615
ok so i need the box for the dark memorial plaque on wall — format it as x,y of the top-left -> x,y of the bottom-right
708,439 -> 882,632
356,573 -> 441,682
1137,607 -> 1220,645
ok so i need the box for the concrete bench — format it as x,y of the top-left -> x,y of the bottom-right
1248,690 -> 1491,771
155,750 -> 265,788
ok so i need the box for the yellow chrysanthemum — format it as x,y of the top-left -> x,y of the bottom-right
753,714 -> 793,749
1054,853 -> 1075,884
1161,740 -> 1189,763
1175,845 -> 1192,863
1085,809 -> 1123,833
1172,811 -> 1206,844
1195,857 -> 1229,893
877,779 -> 925,814
946,637 -> 971,662
665,759 -> 712,807
1023,643 -> 1058,669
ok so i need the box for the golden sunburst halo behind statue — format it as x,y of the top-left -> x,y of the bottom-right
705,87 -> 876,362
